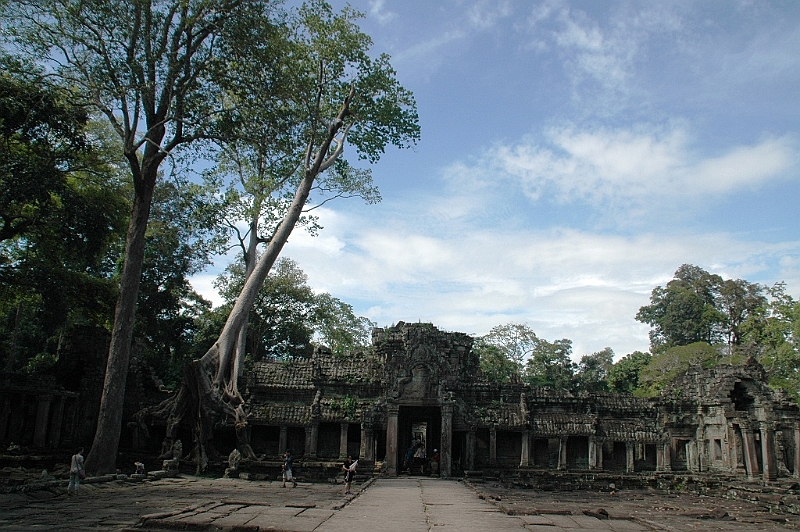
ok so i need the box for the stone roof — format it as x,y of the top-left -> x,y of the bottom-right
314,351 -> 383,384
250,360 -> 315,390
598,419 -> 663,442
532,413 -> 595,436
249,403 -> 312,425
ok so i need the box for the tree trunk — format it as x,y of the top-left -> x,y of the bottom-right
85,176 -> 156,475
139,88 -> 355,471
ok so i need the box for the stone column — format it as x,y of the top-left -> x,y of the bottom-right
386,404 -> 399,475
308,422 -> 319,458
489,425 -> 497,465
279,426 -> 288,455
588,436 -> 598,470
728,425 -> 739,472
596,440 -> 604,470
361,424 -> 375,461
304,426 -> 313,456
761,423 -> 778,482
33,394 -> 53,448
339,422 -> 349,459
520,429 -> 530,467
742,429 -> 760,479
794,423 -> 800,478
557,438 -> 567,470
466,428 -> 476,471
441,403 -> 453,477
626,442 -> 635,473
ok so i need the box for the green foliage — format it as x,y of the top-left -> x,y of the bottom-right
311,293 -> 374,357
574,347 -> 614,393
607,351 -> 651,394
474,341 -> 519,383
522,337 -> 575,390
480,323 -> 538,369
0,65 -> 128,373
330,394 -> 358,418
636,264 -> 767,351
215,257 -> 372,361
636,342 -> 727,396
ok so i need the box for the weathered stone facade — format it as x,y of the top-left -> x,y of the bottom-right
232,322 -> 800,481
3,321 -> 799,485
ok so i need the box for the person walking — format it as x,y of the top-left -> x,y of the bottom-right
282,450 -> 297,488
342,455 -> 357,495
67,447 -> 85,496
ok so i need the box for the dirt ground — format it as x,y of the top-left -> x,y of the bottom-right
468,479 -> 800,531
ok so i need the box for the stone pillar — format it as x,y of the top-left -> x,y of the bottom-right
279,426 -> 288,455
742,430 -> 760,479
304,426 -> 313,456
339,422 -> 349,459
558,438 -> 567,470
626,442 -> 635,473
794,423 -> 800,478
466,428 -> 476,471
596,440 -> 604,470
309,422 -> 319,458
588,436 -> 598,470
441,403 -> 453,477
761,423 -> 778,482
33,394 -> 53,448
386,404 -> 399,475
520,429 -> 530,467
663,441 -> 672,471
728,425 -> 739,472
362,425 -> 375,462
489,426 -> 497,465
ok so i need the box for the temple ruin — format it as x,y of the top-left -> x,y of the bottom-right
3,322 -> 800,485
195,322 -> 800,481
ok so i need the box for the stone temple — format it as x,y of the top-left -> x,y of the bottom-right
2,322 -> 800,484
216,322 -> 800,481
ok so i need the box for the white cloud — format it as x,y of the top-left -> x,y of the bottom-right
264,203 -> 800,359
368,0 -> 396,25
479,124 -> 796,211
467,1 -> 512,30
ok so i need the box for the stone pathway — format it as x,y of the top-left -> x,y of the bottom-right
1,475 -> 798,531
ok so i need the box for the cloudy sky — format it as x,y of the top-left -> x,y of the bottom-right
191,0 -> 800,360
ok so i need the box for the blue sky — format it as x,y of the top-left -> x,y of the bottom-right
191,0 -> 800,359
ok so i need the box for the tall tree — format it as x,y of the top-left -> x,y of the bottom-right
636,264 -> 726,350
607,350 -> 651,394
150,1 -> 418,469
523,337 -> 575,390
574,347 -> 614,393
716,278 -> 767,347
479,323 -> 540,372
2,0 -> 279,474
473,339 -> 519,383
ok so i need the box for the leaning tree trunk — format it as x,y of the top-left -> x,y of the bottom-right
142,88 -> 355,470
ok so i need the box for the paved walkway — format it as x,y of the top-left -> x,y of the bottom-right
1,474 -> 797,531
316,478 -> 651,532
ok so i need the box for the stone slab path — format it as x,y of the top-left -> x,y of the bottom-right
1,475 -> 797,531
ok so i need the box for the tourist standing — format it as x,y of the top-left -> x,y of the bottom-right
282,450 -> 297,488
67,447 -> 85,496
342,455 -> 356,495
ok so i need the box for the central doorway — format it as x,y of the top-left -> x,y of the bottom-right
397,405 -> 441,474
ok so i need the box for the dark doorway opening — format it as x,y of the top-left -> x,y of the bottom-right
397,405 -> 441,474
